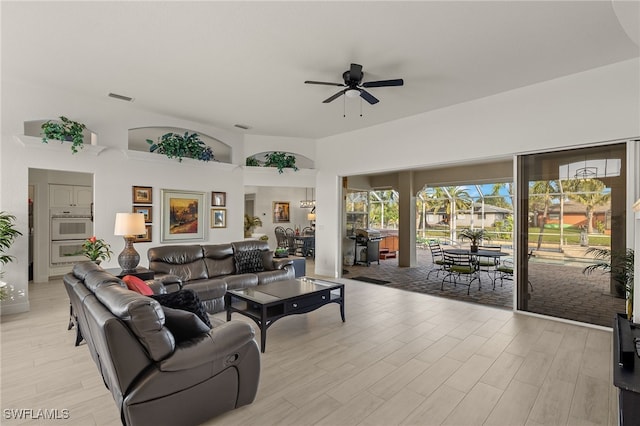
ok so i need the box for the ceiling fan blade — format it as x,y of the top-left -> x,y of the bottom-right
323,89 -> 346,103
362,79 -> 404,88
359,89 -> 379,105
349,63 -> 363,82
305,80 -> 345,87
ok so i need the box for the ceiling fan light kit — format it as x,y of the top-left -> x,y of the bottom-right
305,63 -> 403,106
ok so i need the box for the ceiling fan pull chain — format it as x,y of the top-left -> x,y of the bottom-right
360,97 -> 363,117
343,95 -> 346,118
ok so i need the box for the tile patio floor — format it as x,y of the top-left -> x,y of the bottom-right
339,247 -> 624,328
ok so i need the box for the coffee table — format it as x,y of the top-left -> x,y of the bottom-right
225,278 -> 345,352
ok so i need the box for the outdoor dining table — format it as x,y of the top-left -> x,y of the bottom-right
442,248 -> 509,282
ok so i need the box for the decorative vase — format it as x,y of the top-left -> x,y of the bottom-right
92,260 -> 101,265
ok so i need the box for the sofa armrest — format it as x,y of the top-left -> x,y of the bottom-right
152,274 -> 183,293
272,258 -> 293,270
158,321 -> 256,372
145,279 -> 167,295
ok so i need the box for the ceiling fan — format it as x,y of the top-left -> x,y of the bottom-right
305,63 -> 404,105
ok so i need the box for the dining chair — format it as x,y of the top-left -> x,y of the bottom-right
274,226 -> 288,249
493,257 -> 514,289
426,241 -> 447,280
441,252 -> 480,294
285,228 -> 296,255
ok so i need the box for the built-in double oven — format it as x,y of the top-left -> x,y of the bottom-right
50,207 -> 93,264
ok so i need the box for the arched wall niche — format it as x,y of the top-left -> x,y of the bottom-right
248,151 -> 314,169
128,127 -> 232,163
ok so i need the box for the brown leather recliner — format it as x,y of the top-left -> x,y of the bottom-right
63,262 -> 260,426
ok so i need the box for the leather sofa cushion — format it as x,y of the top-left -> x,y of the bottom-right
84,270 -> 126,293
148,245 -> 208,281
225,274 -> 259,290
73,261 -> 104,280
256,269 -> 293,285
202,244 -> 235,277
94,285 -> 175,362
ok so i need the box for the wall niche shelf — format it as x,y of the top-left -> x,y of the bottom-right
124,149 -> 238,171
15,135 -> 107,156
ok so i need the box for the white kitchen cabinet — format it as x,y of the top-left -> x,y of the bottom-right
50,184 -> 93,208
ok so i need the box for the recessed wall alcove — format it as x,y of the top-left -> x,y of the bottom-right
248,151 -> 314,169
24,119 -> 98,145
128,127 -> 232,163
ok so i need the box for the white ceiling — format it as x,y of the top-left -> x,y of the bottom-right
2,1 -> 638,140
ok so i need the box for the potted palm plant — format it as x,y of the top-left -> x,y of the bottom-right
244,215 -> 263,238
583,247 -> 634,318
0,212 -> 23,301
459,228 -> 488,252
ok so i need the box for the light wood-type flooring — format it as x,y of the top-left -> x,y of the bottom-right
1,277 -> 616,425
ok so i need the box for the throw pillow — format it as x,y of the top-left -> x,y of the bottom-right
151,289 -> 212,328
122,275 -> 154,296
162,306 -> 210,342
234,249 -> 264,274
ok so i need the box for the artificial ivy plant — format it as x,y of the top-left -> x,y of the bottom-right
41,116 -> 87,154
147,132 -> 215,162
264,151 -> 299,174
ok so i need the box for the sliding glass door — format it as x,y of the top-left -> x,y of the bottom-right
517,143 -> 626,326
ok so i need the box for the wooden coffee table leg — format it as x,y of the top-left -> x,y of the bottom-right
260,305 -> 267,353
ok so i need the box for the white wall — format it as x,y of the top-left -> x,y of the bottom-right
1,78 -> 246,314
313,59 -> 640,276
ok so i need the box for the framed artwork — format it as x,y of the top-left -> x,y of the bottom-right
132,186 -> 153,204
135,225 -> 152,243
211,208 -> 226,228
272,201 -> 290,223
133,206 -> 152,223
160,189 -> 206,243
211,191 -> 226,207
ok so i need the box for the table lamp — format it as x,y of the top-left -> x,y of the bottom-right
114,212 -> 146,272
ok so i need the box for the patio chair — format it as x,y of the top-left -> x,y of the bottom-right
475,245 -> 500,277
441,252 -> 480,295
493,257 -> 514,289
493,256 -> 533,291
426,241 -> 448,280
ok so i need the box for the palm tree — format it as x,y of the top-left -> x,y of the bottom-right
529,180 -> 560,250
562,178 -> 610,234
427,186 -> 472,241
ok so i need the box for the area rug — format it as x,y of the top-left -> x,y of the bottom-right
350,276 -> 391,285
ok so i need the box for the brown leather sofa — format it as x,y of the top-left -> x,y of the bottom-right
63,262 -> 260,426
148,240 -> 295,313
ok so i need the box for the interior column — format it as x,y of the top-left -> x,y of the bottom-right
398,171 -> 416,267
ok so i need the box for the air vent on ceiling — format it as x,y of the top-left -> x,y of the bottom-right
234,124 -> 250,130
108,93 -> 134,102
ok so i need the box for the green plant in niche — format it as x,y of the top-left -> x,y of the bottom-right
245,157 -> 260,167
41,116 -> 87,153
264,151 -> 298,174
147,132 -> 215,162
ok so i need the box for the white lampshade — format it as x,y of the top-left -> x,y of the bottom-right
307,213 -> 316,221
114,213 -> 146,236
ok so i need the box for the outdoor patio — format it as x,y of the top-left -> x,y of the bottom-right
341,246 -> 623,328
